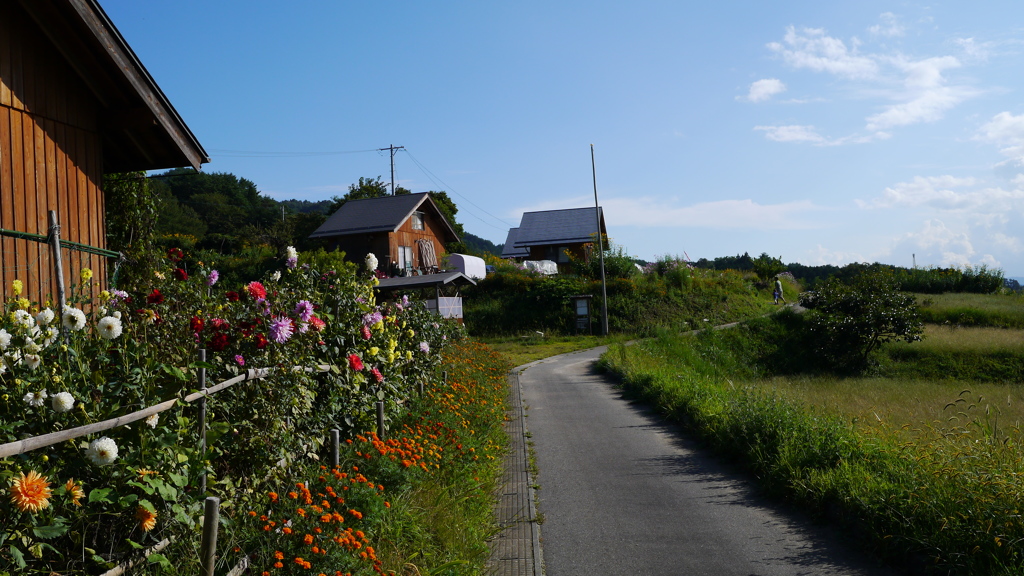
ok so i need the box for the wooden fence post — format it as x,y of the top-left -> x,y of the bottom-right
197,349 -> 207,495
47,211 -> 66,321
443,371 -> 448,386
376,401 -> 385,440
200,496 -> 220,576
418,380 -> 424,397
331,429 -> 340,468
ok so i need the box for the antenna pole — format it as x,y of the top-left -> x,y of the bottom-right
378,144 -> 405,195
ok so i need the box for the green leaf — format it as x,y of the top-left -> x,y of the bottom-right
147,552 -> 172,569
32,522 -> 68,539
8,545 -> 26,569
161,364 -> 187,381
88,488 -> 113,504
118,493 -> 139,506
126,539 -> 144,549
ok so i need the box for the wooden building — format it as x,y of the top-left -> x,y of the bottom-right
500,207 -> 607,273
309,193 -> 460,277
0,0 -> 207,304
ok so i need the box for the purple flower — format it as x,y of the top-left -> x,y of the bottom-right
234,354 -> 245,366
294,300 -> 315,322
269,317 -> 294,344
207,270 -> 219,286
362,310 -> 383,326
402,295 -> 411,308
419,341 -> 430,353
286,257 -> 298,269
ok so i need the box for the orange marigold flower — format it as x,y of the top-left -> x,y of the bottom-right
303,534 -> 314,545
273,562 -> 284,569
268,491 -> 279,502
136,506 -> 158,532
320,514 -> 332,523
288,491 -> 299,499
297,508 -> 307,517
275,551 -> 285,560
283,527 -> 293,534
10,470 -> 51,513
65,478 -> 84,507
249,510 -> 258,517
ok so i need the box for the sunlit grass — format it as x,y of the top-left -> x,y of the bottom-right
916,292 -> 1024,328
899,323 -> 1024,352
751,375 -> 1024,433
477,334 -> 625,367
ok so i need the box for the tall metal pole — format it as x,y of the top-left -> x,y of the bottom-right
591,145 -> 609,336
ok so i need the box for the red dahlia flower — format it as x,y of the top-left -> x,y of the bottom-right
246,281 -> 267,300
348,354 -> 363,371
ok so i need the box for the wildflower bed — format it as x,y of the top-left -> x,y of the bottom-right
0,247 -> 509,575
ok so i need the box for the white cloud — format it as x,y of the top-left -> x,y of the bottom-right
754,124 -> 827,144
865,56 -> 974,131
768,26 -> 879,80
991,232 -> 1024,253
860,175 -> 977,208
899,219 -> 977,267
869,13 -> 905,38
754,125 -> 885,146
743,78 -> 786,102
977,111 -> 1024,163
759,25 -> 981,143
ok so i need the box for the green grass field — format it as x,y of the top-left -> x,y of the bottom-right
599,294 -> 1024,575
917,292 -> 1024,328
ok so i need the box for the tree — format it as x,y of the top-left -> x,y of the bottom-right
802,270 -> 923,372
751,253 -> 786,281
326,177 -> 409,214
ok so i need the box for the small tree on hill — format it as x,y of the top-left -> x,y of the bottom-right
801,270 -> 923,372
752,253 -> 786,282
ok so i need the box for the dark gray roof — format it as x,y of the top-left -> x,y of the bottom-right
309,193 -> 459,240
375,271 -> 477,291
512,207 -> 606,247
20,0 -> 208,171
500,227 -> 529,258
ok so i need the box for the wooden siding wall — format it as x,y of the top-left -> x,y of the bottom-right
388,212 -> 448,271
0,1 -> 106,306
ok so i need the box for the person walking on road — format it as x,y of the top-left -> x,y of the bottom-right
774,276 -> 787,305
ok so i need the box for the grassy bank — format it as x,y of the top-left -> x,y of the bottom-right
601,322 -> 1024,575
917,292 -> 1024,329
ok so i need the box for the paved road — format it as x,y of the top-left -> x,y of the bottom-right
520,346 -> 896,576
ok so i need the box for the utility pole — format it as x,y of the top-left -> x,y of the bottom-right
378,144 -> 405,195
591,144 -> 609,336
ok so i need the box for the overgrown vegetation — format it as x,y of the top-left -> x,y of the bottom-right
599,290 -> 1024,575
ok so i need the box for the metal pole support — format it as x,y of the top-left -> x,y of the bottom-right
376,401 -> 385,440
330,429 -> 340,468
200,496 -> 220,576
418,380 -> 425,397
443,371 -> 447,386
197,349 -> 207,495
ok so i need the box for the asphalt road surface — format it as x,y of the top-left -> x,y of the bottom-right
520,346 -> 897,576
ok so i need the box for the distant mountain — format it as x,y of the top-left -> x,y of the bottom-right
462,232 -> 503,257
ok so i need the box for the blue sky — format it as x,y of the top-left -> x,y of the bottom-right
102,1 -> 1024,275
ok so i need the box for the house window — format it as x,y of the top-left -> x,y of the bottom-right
558,246 -> 571,263
411,211 -> 425,231
398,245 -> 414,272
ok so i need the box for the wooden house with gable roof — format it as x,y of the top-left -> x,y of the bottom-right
309,192 -> 460,277
501,207 -> 607,272
0,0 -> 208,302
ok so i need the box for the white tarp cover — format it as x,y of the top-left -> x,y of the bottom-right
448,253 -> 486,280
524,260 -> 558,275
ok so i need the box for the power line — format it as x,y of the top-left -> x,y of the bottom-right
402,150 -> 516,231
207,148 -> 378,158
